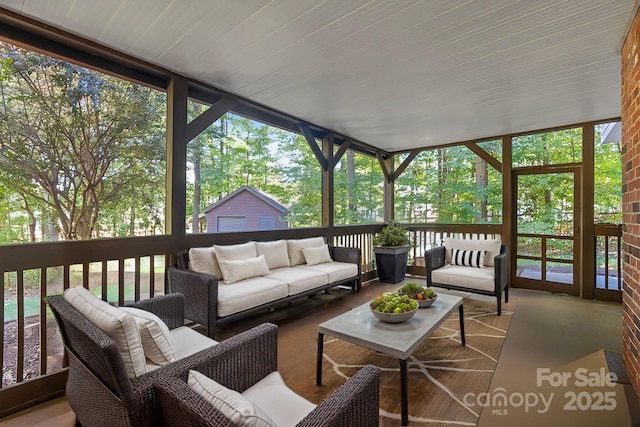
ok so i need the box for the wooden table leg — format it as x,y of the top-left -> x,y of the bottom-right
459,304 -> 466,346
316,333 -> 324,386
400,358 -> 408,426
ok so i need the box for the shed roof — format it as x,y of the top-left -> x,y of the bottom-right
203,185 -> 290,215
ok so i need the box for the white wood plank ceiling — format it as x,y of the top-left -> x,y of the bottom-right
0,0 -> 636,152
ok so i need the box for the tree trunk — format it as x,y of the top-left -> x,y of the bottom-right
475,157 -> 488,222
347,150 -> 356,214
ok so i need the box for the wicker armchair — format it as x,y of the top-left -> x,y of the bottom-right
153,324 -> 380,427
47,293 -> 276,427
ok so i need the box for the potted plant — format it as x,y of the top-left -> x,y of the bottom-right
373,221 -> 410,283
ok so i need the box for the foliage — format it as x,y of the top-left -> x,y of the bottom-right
397,282 -> 435,299
373,221 -> 409,247
0,42 -> 166,241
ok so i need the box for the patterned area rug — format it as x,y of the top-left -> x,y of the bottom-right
318,296 -> 514,426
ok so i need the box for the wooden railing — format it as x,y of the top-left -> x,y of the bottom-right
403,223 -> 503,276
594,223 -> 623,292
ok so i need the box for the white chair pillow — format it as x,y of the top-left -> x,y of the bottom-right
302,244 -> 333,266
256,240 -> 290,270
450,248 -> 486,268
218,255 -> 271,285
63,287 -> 146,378
188,370 -> 275,427
444,237 -> 501,267
120,307 -> 176,365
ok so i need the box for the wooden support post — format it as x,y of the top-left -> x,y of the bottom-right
582,123 -> 595,299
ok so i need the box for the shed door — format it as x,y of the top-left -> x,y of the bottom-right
217,216 -> 246,232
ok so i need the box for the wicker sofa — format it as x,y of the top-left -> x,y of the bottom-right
168,237 -> 361,338
153,323 -> 380,427
47,289 -> 272,427
424,237 -> 509,315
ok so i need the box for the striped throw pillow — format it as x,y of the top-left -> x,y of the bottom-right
451,249 -> 487,268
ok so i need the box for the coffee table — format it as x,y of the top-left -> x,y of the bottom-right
316,293 -> 465,427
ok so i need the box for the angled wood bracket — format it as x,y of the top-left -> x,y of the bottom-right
299,122 -> 329,170
376,150 -> 420,183
331,139 -> 352,168
186,97 -> 238,142
465,142 -> 502,172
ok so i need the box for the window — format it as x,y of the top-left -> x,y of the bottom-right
395,142 -> 502,223
258,217 -> 275,230
186,109 -> 321,233
334,149 -> 384,224
0,41 -> 167,243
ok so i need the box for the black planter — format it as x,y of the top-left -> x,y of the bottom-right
374,246 -> 410,284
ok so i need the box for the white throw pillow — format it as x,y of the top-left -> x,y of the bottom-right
302,244 -> 333,266
188,370 -> 275,427
287,237 -> 326,266
120,307 -> 176,365
450,249 -> 486,268
444,238 -> 502,267
256,240 -> 290,270
218,255 -> 271,285
63,287 -> 146,378
189,247 -> 223,279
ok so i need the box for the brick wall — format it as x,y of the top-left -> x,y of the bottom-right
622,7 -> 640,397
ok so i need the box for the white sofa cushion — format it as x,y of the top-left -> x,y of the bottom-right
302,261 -> 358,284
218,255 -> 271,285
120,307 -> 176,365
64,287 -> 147,378
444,238 -> 501,267
217,277 -> 288,317
287,237 -> 325,266
256,240 -> 291,270
242,371 -> 317,427
431,264 -> 496,292
302,244 -> 332,266
267,267 -> 328,296
214,241 -> 258,262
189,247 -> 223,279
188,370 -> 276,427
451,249 -> 486,268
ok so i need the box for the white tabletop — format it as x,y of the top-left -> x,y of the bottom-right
318,293 -> 463,360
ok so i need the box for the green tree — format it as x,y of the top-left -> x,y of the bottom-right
0,43 -> 166,241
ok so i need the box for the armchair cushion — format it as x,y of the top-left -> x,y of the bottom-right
63,287 -> 147,378
302,244 -> 332,266
170,327 -> 218,360
120,307 -> 176,365
257,240 -> 291,270
431,264 -> 496,292
243,371 -> 317,427
188,370 -> 276,427
444,237 -> 501,267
